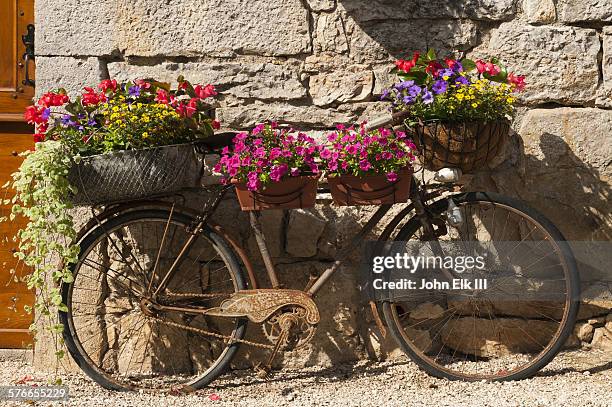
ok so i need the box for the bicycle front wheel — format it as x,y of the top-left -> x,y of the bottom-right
60,209 -> 248,391
382,192 -> 580,381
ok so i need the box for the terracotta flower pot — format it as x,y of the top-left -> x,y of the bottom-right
411,121 -> 510,172
232,176 -> 319,211
327,168 -> 412,206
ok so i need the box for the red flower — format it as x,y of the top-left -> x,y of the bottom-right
37,122 -> 49,133
445,58 -> 460,71
508,72 -> 526,91
194,84 -> 217,99
81,87 -> 106,106
98,79 -> 118,93
475,59 -> 487,74
177,81 -> 189,90
24,105 -> 46,124
186,98 -> 198,117
176,98 -> 198,118
54,93 -> 69,105
426,61 -> 443,76
33,133 -> 45,143
208,394 -> 221,401
395,52 -> 420,73
212,120 -> 221,130
155,89 -> 170,104
485,62 -> 501,76
38,93 -> 55,108
38,92 -> 69,107
134,79 -> 151,89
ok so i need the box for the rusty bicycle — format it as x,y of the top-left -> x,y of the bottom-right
59,111 -> 580,391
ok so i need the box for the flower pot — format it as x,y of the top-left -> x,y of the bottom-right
327,168 -> 412,206
410,121 -> 510,172
68,143 -> 203,206
232,176 -> 319,211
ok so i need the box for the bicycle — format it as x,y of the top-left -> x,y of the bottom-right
58,111 -> 580,391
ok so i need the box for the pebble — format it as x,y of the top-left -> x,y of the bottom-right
0,350 -> 609,407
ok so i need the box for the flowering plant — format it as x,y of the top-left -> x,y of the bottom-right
4,77 -> 220,362
215,123 -> 321,191
24,76 -> 220,155
382,49 -> 525,125
321,124 -> 416,182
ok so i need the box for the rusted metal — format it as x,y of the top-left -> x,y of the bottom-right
209,222 -> 258,289
307,204 -> 393,297
369,300 -> 387,339
249,211 -> 281,288
204,289 -> 320,324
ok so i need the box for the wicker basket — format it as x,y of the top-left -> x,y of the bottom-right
410,121 -> 510,172
68,143 -> 203,206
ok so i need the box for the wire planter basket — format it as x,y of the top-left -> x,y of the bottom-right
407,120 -> 510,173
68,143 -> 203,206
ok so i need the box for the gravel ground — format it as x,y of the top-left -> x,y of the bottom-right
0,349 -> 610,407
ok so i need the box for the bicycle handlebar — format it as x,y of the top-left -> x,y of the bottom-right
364,110 -> 411,132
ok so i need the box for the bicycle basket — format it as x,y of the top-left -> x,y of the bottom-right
408,120 -> 510,173
68,143 -> 203,206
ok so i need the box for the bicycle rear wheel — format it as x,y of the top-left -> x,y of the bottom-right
382,192 -> 580,381
60,209 -> 248,391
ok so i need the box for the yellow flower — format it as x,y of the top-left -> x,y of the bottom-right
142,132 -> 149,139
472,103 -> 478,108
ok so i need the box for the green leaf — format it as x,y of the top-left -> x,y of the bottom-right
461,58 -> 476,73
426,48 -> 437,61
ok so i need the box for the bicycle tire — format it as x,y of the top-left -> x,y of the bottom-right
382,192 -> 580,381
59,209 -> 248,391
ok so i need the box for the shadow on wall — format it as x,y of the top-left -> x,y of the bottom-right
336,0 -> 484,60
487,132 -> 612,241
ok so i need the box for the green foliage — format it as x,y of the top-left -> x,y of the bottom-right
2,141 -> 79,356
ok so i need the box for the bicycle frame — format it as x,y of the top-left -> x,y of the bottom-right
147,174 -> 451,302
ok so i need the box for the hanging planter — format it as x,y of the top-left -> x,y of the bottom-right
68,143 -> 203,206
381,49 -> 525,173
411,120 -> 510,172
232,175 -> 318,211
328,168 -> 412,206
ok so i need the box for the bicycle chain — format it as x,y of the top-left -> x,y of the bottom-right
149,315 -> 275,350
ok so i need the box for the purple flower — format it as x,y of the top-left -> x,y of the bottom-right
320,148 -> 332,160
359,160 -> 371,171
402,95 -> 415,105
290,167 -> 300,177
422,90 -> 434,104
380,88 -> 391,100
254,147 -> 266,158
432,80 -> 448,95
128,86 -> 141,97
455,76 -> 469,86
87,119 -> 97,126
438,68 -> 454,79
407,85 -> 422,97
60,114 -> 74,127
395,80 -> 414,91
41,108 -> 51,121
451,61 -> 463,73
386,172 -> 398,182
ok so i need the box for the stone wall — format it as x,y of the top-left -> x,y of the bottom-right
34,0 -> 612,368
